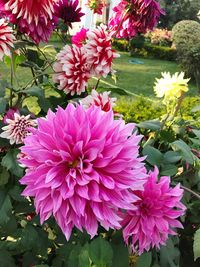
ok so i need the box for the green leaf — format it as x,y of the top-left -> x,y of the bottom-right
160,238 -> 180,267
0,167 -> 10,186
79,245 -> 91,267
111,243 -> 129,267
193,129 -> 200,140
68,244 -> 82,267
137,120 -> 161,131
0,190 -> 12,225
106,87 -> 131,96
194,228 -> 200,261
89,237 -> 113,267
163,151 -> 182,164
0,250 -> 16,267
0,97 -> 7,113
143,145 -> 163,167
172,140 -> 195,164
4,54 -> 26,72
1,149 -> 23,177
160,164 -> 178,176
0,80 -> 8,97
20,225 -> 39,250
136,252 -> 152,267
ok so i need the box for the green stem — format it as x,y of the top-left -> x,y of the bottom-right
94,78 -> 100,90
9,52 -> 14,107
181,185 -> 200,201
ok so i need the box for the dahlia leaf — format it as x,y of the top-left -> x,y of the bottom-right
194,228 -> 200,261
163,151 -> 182,164
160,164 -> 178,176
143,145 -> 163,166
1,149 -> 23,177
0,190 -> 12,226
137,120 -> 161,130
89,237 -> 113,267
0,250 -> 16,267
136,252 -> 152,267
172,140 -> 195,164
0,80 -> 8,97
0,166 -> 10,186
111,243 -> 129,267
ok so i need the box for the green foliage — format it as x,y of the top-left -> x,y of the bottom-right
112,39 -> 129,52
130,43 -> 176,61
193,228 -> 200,261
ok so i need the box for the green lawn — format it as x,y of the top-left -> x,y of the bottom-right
0,51 -> 197,99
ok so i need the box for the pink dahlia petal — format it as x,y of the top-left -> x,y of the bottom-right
19,104 -> 147,240
109,0 -> 164,39
85,24 -> 119,77
81,89 -> 116,112
122,167 -> 186,254
72,28 -> 88,48
86,0 -> 106,15
0,0 -> 57,43
55,0 -> 85,28
0,18 -> 15,60
53,45 -> 91,95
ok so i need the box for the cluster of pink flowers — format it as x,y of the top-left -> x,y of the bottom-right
53,24 -> 119,95
109,0 -> 164,39
18,103 -> 185,253
145,28 -> 172,46
86,0 -> 106,15
0,0 -> 84,43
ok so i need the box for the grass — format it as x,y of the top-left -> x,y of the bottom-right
0,51 -> 198,100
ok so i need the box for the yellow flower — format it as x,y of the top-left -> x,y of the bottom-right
154,72 -> 190,103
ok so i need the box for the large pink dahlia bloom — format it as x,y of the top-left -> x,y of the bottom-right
109,0 -> 164,39
0,18 -> 15,61
19,104 -> 147,240
72,28 -> 88,48
123,168 -> 186,254
0,0 -> 57,43
53,45 -> 91,95
85,24 -> 119,78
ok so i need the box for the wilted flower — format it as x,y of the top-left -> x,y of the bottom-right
53,44 -> 91,95
0,18 -> 15,60
154,72 -> 190,104
0,0 -> 57,43
85,24 -> 119,77
55,0 -> 85,28
123,168 -> 186,254
0,113 -> 37,145
19,104 -> 147,240
86,0 -> 106,15
3,107 -> 19,124
81,89 -> 116,112
109,0 -> 164,39
72,28 -> 88,47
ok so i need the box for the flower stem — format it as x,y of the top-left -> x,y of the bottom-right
181,185 -> 200,200
9,52 -> 14,107
95,78 -> 100,90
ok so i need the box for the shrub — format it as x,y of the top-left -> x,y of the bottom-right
130,43 -> 176,61
112,38 -> 129,51
172,20 -> 200,92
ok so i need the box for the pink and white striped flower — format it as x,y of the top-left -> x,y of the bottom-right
0,18 -> 15,60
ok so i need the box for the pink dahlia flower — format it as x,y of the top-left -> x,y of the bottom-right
123,167 -> 186,254
0,18 -> 15,61
0,113 -> 37,145
53,45 -> 91,95
81,89 -> 116,112
72,28 -> 88,48
85,24 -> 119,78
19,104 -> 147,240
86,0 -> 106,15
3,107 -> 19,124
109,0 -> 164,39
55,0 -> 85,28
0,0 -> 57,43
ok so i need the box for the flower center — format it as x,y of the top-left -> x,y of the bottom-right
68,159 -> 79,168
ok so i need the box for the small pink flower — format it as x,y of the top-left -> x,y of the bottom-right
0,18 -> 15,60
109,0 -> 164,39
123,167 -> 186,254
85,24 -> 119,78
53,44 -> 91,95
19,104 -> 147,240
3,107 -> 19,124
0,113 -> 37,145
86,0 -> 106,15
81,89 -> 116,112
72,28 -> 88,48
